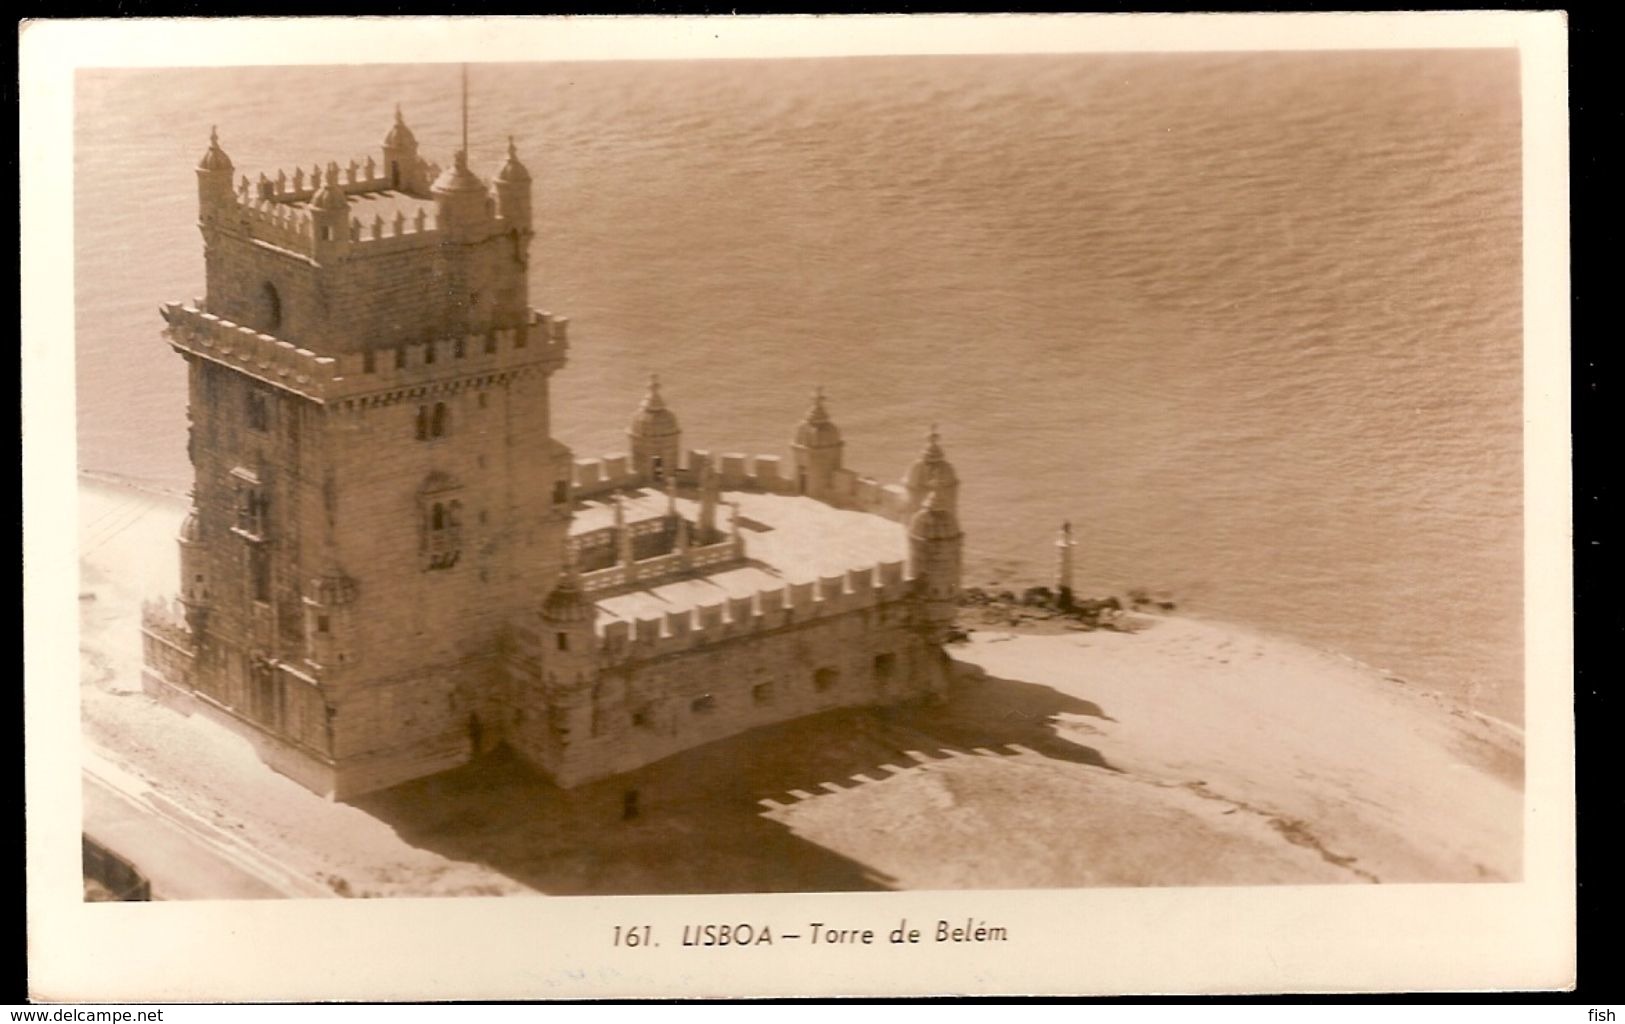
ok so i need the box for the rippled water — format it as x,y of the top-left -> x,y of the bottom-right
74,52 -> 1524,721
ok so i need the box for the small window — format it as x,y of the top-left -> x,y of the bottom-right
556,632 -> 569,652
395,347 -> 407,370
454,337 -> 466,359
552,480 -> 569,505
363,350 -> 376,373
752,682 -> 773,705
316,614 -> 330,634
631,707 -> 653,729
430,402 -> 448,438
484,335 -> 498,355
690,694 -> 715,715
425,343 -> 436,365
247,390 -> 269,432
815,667 -> 839,692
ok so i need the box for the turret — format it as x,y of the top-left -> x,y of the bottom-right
908,488 -> 963,645
196,126 -> 236,223
431,148 -> 491,240
302,565 -> 359,673
628,374 -> 682,485
307,161 -> 351,260
902,425 -> 959,517
381,105 -> 427,193
493,136 -> 533,230
539,545 -> 597,764
790,387 -> 844,500
176,507 -> 210,636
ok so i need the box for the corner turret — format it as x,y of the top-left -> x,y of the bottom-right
493,136 -> 533,229
432,148 -> 492,240
791,386 -> 844,500
177,506 -> 210,636
908,488 -> 963,645
196,126 -> 236,222
538,545 -> 598,776
381,105 -> 428,193
628,374 -> 682,485
308,161 -> 351,259
903,425 -> 959,517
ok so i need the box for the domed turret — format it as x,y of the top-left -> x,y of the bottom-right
196,126 -> 236,214
791,387 -> 844,500
381,104 -> 426,193
432,148 -> 491,237
628,374 -> 682,484
308,161 -> 352,255
493,136 -> 533,229
542,548 -> 591,625
197,126 -> 234,173
496,136 -> 531,184
903,425 -> 959,515
308,166 -> 349,213
794,387 -> 842,449
383,104 -> 417,150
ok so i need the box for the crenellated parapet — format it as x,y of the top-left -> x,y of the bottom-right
825,468 -> 914,523
595,558 -> 912,663
160,302 -> 568,403
160,302 -> 337,398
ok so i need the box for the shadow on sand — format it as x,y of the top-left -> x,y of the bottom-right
351,661 -> 1113,896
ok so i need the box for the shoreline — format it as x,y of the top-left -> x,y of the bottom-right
73,471 -> 1523,894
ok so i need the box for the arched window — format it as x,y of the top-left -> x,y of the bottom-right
260,282 -> 282,332
430,402 -> 448,438
419,473 -> 463,571
390,160 -> 401,190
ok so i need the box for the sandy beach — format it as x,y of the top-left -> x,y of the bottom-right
77,475 -> 1522,896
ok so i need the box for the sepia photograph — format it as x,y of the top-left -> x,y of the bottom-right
23,13 -> 1573,1000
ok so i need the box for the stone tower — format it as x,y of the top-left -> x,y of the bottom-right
515,543 -> 599,786
790,387 -> 843,500
627,374 -> 682,485
142,113 -> 576,798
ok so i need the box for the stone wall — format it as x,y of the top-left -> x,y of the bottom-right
510,594 -> 944,787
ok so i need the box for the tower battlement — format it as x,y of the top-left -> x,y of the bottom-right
160,301 -> 567,403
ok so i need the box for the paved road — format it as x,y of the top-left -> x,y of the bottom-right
81,763 -> 329,897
